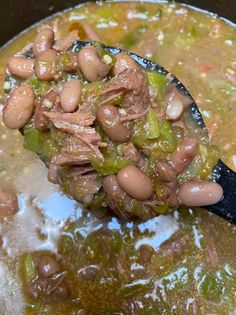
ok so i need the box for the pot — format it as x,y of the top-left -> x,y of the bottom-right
0,0 -> 235,47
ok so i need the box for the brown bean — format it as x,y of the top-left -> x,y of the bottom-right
78,46 -> 110,82
54,281 -> 71,299
35,49 -> 57,80
61,52 -> 78,72
0,188 -> 18,217
3,84 -> 35,129
166,98 -> 184,121
47,163 -> 59,184
60,80 -> 81,112
117,165 -> 153,200
113,53 -> 139,76
96,104 -> 130,142
33,27 -> 54,56
178,180 -> 223,206
34,90 -> 58,130
37,254 -> 61,278
155,160 -> 176,182
165,85 -> 193,110
171,138 -> 199,174
7,56 -> 34,79
53,30 -> 78,51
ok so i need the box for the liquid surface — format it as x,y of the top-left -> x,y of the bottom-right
0,1 -> 236,314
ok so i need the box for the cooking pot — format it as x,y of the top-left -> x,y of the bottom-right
0,0 -> 235,47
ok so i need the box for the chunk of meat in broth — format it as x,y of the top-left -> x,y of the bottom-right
0,188 -> 19,217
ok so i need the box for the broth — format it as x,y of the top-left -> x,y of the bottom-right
0,1 -> 236,314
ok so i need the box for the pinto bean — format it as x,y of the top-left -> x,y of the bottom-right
47,163 -> 59,184
96,104 -> 130,142
117,165 -> 153,200
33,27 -> 54,56
155,160 -> 176,182
166,98 -> 184,121
165,86 -> 193,111
0,188 -> 18,217
178,180 -> 223,207
37,254 -> 61,278
54,281 -> 70,299
60,80 -> 81,112
78,46 -> 110,82
61,52 -> 78,72
53,30 -> 79,51
171,138 -> 199,174
7,56 -> 34,79
34,90 -> 58,130
113,53 -> 139,76
35,49 -> 57,80
3,84 -> 35,129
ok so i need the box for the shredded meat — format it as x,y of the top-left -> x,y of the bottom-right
34,90 -> 59,130
101,68 -> 151,115
43,111 -> 96,126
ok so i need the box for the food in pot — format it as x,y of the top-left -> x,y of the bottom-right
3,34 -> 223,219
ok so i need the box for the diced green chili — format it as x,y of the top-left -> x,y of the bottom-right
90,191 -> 106,211
22,253 -> 37,282
153,203 -> 169,214
121,25 -> 147,49
199,273 -> 223,301
159,119 -> 177,152
89,150 -> 133,176
146,109 -> 160,139
147,71 -> 169,102
29,76 -> 51,96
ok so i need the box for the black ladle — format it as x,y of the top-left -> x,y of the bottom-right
71,41 -> 236,224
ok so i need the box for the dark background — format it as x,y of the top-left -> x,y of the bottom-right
0,0 -> 235,46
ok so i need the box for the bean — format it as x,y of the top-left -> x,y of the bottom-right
166,98 -> 184,121
113,53 -> 139,76
139,245 -> 154,264
178,180 -> 223,206
62,52 -> 78,72
53,30 -> 78,51
35,49 -> 57,80
60,80 -> 81,112
37,254 -> 61,278
155,160 -> 176,182
78,46 -> 110,82
33,27 -> 54,56
0,188 -> 18,217
7,56 -> 34,79
165,86 -> 193,110
34,90 -> 58,130
54,281 -> 71,299
78,265 -> 100,281
3,84 -> 35,129
96,104 -> 130,142
47,163 -> 59,184
171,138 -> 198,174
117,165 -> 153,200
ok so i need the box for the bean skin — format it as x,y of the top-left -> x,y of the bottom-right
113,53 -> 139,76
155,160 -> 176,182
96,104 -> 130,142
54,30 -> 78,51
171,138 -> 198,174
37,254 -> 61,278
78,46 -> 110,82
33,27 -> 54,56
60,80 -> 81,112
178,180 -> 223,206
0,188 -> 18,217
117,165 -> 153,200
166,99 -> 184,121
3,84 -> 35,129
35,49 -> 57,80
7,56 -> 34,79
